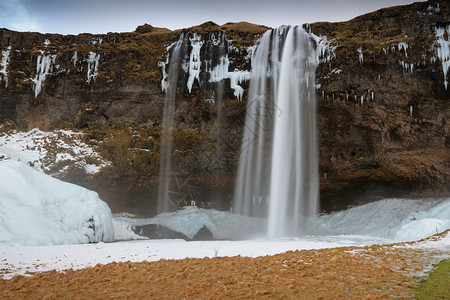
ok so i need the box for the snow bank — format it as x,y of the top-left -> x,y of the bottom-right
115,207 -> 266,240
117,198 -> 450,242
0,160 -> 114,246
313,198 -> 450,242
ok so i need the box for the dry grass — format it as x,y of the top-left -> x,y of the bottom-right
1,240 -> 445,299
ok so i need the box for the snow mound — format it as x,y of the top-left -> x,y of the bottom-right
117,198 -> 450,242
114,206 -> 266,240
0,160 -> 114,246
314,198 -> 450,242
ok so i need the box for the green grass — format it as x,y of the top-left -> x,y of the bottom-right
417,259 -> 450,299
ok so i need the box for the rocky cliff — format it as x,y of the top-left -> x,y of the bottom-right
0,0 -> 448,214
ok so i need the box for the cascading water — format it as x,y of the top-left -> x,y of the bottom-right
210,32 -> 228,205
233,26 -> 319,238
157,31 -> 232,213
157,33 -> 187,214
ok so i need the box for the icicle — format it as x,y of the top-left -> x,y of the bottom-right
158,41 -> 178,92
410,105 -> 413,117
31,51 -> 57,98
0,46 -> 11,87
309,33 -> 337,64
434,25 -> 450,89
398,42 -> 409,58
209,55 -> 250,101
86,52 -> 100,83
357,47 -> 363,64
186,33 -> 204,93
71,51 -> 78,67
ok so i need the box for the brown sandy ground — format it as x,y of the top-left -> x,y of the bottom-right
1,235 -> 448,299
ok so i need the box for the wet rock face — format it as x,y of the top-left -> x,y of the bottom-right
0,1 -> 449,213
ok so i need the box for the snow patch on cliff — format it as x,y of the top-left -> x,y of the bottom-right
0,128 -> 109,175
0,46 -> 11,87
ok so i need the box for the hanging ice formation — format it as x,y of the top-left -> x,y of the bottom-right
357,47 -> 364,64
233,26 -> 319,238
158,31 -> 251,100
186,33 -> 203,93
433,25 -> 450,89
32,50 -> 57,98
72,51 -> 78,67
86,52 -> 100,83
0,46 -> 11,88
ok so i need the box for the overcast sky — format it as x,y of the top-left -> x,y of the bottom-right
0,0 -> 424,35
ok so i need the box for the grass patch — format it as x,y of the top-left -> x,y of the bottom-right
417,259 -> 450,299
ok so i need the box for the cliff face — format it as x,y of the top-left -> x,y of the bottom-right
311,0 -> 449,207
0,1 -> 448,214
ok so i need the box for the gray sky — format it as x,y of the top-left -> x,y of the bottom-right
0,0 -> 424,34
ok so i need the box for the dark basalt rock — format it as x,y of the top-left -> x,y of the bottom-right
133,224 -> 214,240
193,226 -> 214,241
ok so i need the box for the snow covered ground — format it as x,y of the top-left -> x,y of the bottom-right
0,128 -> 108,175
1,194 -> 449,279
0,229 -> 448,280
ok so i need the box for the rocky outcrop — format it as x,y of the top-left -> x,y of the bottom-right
0,1 -> 448,214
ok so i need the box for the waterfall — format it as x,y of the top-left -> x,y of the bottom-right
233,26 -> 319,237
157,33 -> 186,214
212,32 -> 227,206
156,31 -> 230,213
